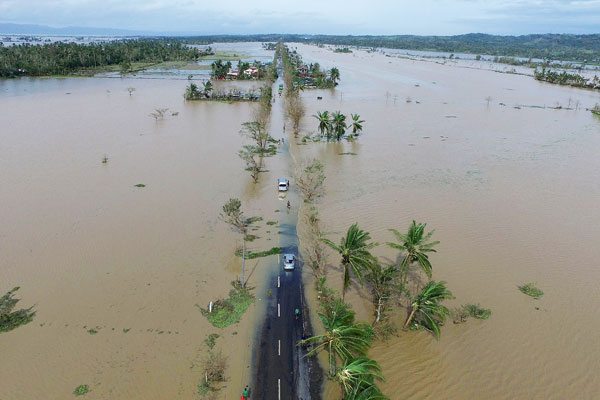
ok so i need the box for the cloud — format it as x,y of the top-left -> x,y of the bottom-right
0,0 -> 598,34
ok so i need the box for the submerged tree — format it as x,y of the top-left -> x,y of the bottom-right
387,221 -> 439,282
321,223 -> 377,299
366,263 -> 402,324
314,111 -> 331,137
219,198 -> 247,234
296,159 -> 325,202
336,357 -> 387,400
0,287 -> 35,333
330,67 -> 341,85
349,113 -> 365,136
238,145 -> 262,183
184,83 -> 202,100
404,280 -> 453,338
301,298 -> 373,376
240,121 -> 270,154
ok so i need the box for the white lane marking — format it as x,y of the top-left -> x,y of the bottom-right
278,339 -> 281,356
278,303 -> 280,317
278,378 -> 281,400
277,275 -> 280,288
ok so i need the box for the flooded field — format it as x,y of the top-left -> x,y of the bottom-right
1,40 -> 600,400
0,46 -> 289,399
291,43 -> 600,399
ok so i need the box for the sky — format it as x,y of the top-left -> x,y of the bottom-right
1,0 -> 599,35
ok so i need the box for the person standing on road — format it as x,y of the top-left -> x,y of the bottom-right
242,385 -> 249,399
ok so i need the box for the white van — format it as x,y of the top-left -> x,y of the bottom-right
277,178 -> 289,192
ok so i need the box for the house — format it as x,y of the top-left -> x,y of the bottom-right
297,64 -> 309,77
243,66 -> 259,78
226,69 -> 239,79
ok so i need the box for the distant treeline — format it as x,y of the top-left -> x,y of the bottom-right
0,39 -> 201,77
179,33 -> 600,63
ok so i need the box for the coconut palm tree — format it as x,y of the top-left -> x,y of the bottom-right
202,80 -> 213,97
314,111 -> 331,137
336,357 -> 385,399
330,67 -> 340,85
366,263 -> 402,324
331,111 -> 347,141
301,299 -> 373,376
350,113 -> 365,136
404,280 -> 453,338
347,383 -> 389,400
322,223 -> 377,299
387,221 -> 439,281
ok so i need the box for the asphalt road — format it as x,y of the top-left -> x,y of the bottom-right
251,74 -> 322,400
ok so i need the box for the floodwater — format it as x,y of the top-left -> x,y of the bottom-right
290,43 -> 600,399
0,45 -> 289,399
1,41 -> 600,400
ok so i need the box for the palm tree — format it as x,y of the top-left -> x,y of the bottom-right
366,263 -> 401,324
202,80 -> 213,97
330,67 -> 340,85
301,302 -> 373,376
314,111 -> 331,137
322,223 -> 377,299
387,221 -> 439,281
347,383 -> 388,400
335,357 -> 385,399
331,111 -> 347,141
404,280 -> 453,338
350,113 -> 365,136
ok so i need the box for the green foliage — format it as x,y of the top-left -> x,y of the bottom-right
73,384 -> 90,396
134,183 -> 146,188
321,223 -> 377,298
0,39 -> 201,78
453,303 -> 492,324
534,68 -> 592,89
313,111 -> 364,141
200,282 -> 254,328
235,247 -> 282,259
388,220 -> 439,280
266,220 -> 278,225
210,59 -> 232,79
204,333 -> 220,349
519,283 -> 544,299
296,159 -> 326,202
87,328 -> 98,335
220,198 -> 247,234
0,287 -> 35,333
405,281 -> 453,338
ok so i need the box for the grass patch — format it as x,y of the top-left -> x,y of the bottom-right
204,333 -> 220,349
0,287 -> 36,333
518,283 -> 544,299
453,303 -> 492,323
245,216 -> 263,225
266,220 -> 278,226
200,282 -> 254,329
122,328 -> 130,333
134,183 -> 146,188
235,247 -> 282,259
73,384 -> 90,396
244,234 -> 259,242
87,328 -> 98,335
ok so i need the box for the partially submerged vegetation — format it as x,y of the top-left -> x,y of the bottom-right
73,384 -> 90,396
200,281 -> 255,329
519,282 -> 544,299
313,111 -> 364,141
0,39 -> 204,77
452,303 -> 492,324
0,287 -> 35,333
235,246 -> 282,259
197,334 -> 228,398
534,68 -> 600,90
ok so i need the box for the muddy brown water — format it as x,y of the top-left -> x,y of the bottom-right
1,41 -> 600,400
0,71 -> 291,399
290,43 -> 600,399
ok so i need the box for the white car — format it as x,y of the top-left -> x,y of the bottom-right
283,254 -> 296,270
278,178 -> 289,192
